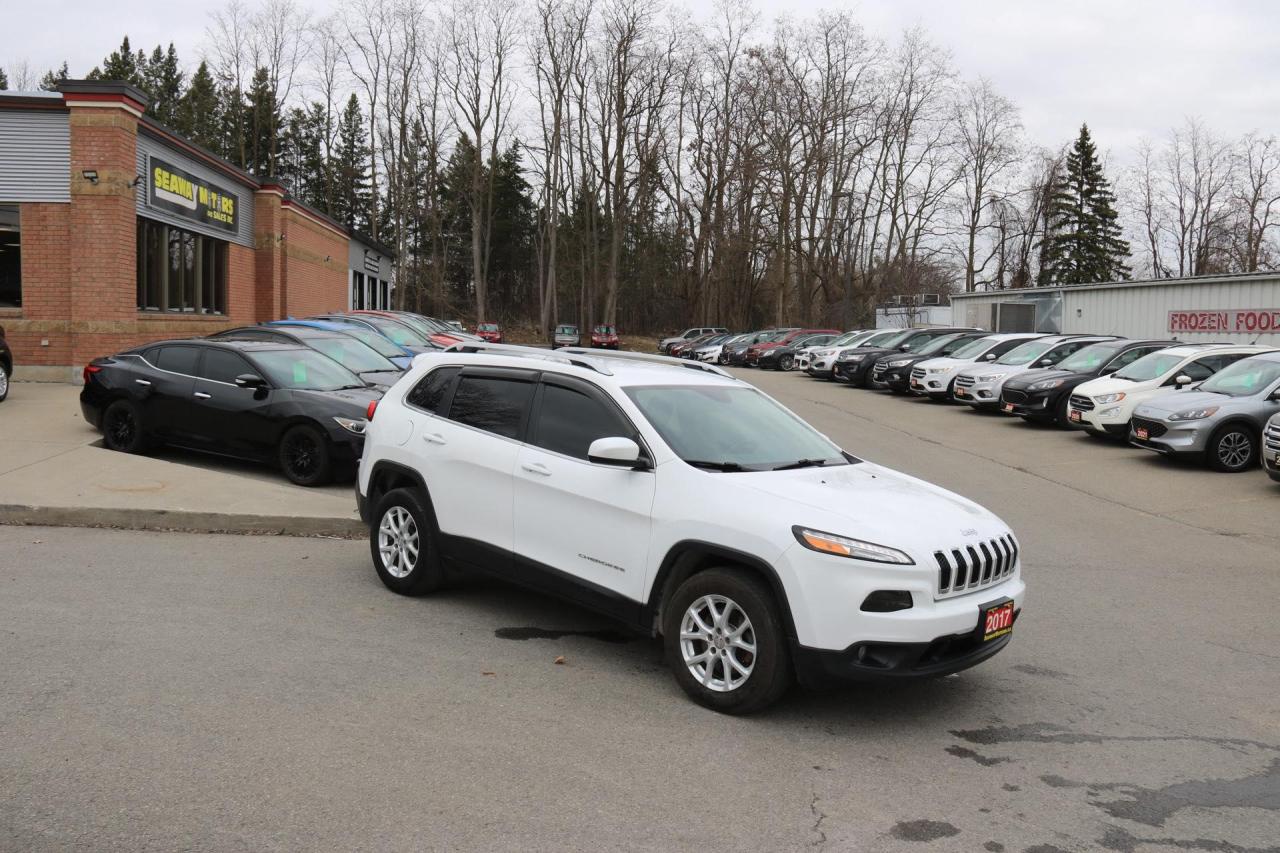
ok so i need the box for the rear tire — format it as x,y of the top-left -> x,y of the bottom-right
663,568 -> 791,715
0,362 -> 9,402
1207,424 -> 1259,472
370,488 -> 443,595
101,399 -> 149,454
278,424 -> 333,486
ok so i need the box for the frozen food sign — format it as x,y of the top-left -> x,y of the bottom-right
1169,309 -> 1280,335
148,156 -> 238,232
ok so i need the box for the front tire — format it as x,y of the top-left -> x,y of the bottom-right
779,354 -> 795,371
0,362 -> 9,402
1207,424 -> 1259,472
663,568 -> 791,715
370,488 -> 443,595
101,399 -> 149,453
278,424 -> 333,486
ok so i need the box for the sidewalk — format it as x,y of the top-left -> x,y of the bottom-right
0,383 -> 364,537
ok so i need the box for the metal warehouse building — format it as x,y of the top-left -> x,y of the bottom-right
949,272 -> 1280,344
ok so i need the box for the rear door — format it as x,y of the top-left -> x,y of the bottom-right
513,376 -> 655,604
410,366 -> 535,569
142,345 -> 201,441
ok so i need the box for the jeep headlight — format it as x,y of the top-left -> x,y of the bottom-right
792,527 -> 914,565
1095,392 -> 1126,404
1028,378 -> 1066,391
1169,406 -> 1219,421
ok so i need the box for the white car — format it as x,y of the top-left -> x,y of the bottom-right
357,345 -> 1025,714
909,333 -> 1044,400
953,335 -> 1116,408
1068,344 -> 1276,437
693,332 -> 748,363
659,327 -> 727,353
803,329 -> 896,377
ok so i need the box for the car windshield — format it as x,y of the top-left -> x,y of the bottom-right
557,325 -> 577,334
304,335 -> 398,374
829,331 -> 864,346
914,333 -> 966,356
950,336 -> 999,359
594,325 -> 615,334
332,326 -> 406,359
358,317 -> 430,347
996,340 -> 1055,365
626,385 -> 848,471
252,349 -> 365,391
1057,342 -> 1123,373
860,330 -> 901,347
1114,351 -> 1185,382
479,323 -> 499,331
877,329 -> 915,349
1198,358 -> 1280,397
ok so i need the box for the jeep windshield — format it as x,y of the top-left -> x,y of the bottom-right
625,385 -> 849,472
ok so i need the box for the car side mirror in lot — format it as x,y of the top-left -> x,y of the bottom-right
1174,374 -> 1194,388
235,373 -> 268,389
588,437 -> 649,470
983,352 -> 997,360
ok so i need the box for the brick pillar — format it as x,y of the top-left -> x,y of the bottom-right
59,82 -> 149,367
254,186 -> 285,322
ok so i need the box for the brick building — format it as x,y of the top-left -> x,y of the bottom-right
0,80 -> 395,381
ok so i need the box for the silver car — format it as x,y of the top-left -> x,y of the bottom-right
1264,413 -> 1280,482
553,323 -> 581,348
1129,352 -> 1280,472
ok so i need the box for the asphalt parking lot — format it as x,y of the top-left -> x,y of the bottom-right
2,368 -> 1278,852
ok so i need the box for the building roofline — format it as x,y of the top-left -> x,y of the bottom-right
0,92 -> 68,110
951,270 -> 1280,300
349,229 -> 398,259
137,117 -> 260,189
57,79 -> 150,113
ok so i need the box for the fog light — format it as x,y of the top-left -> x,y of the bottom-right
860,590 -> 913,612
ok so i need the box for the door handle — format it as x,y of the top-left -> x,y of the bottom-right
194,392 -> 212,400
135,379 -> 151,386
521,462 -> 551,476
423,432 -> 447,445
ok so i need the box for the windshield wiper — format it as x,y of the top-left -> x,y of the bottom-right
684,459 -> 748,472
771,458 -> 831,471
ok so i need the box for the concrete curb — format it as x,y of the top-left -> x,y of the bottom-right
0,504 -> 365,539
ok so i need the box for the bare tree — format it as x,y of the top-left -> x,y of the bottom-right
1231,131 -> 1280,272
952,78 -> 1021,292
207,0 -> 253,164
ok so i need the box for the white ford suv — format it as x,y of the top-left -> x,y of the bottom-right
357,345 -> 1025,713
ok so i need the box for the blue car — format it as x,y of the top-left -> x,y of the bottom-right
268,319 -> 415,370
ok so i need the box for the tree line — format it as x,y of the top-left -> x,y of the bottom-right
3,0 -> 1278,334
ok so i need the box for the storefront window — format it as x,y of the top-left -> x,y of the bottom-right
352,271 -> 365,309
0,205 -> 19,308
136,218 -> 226,313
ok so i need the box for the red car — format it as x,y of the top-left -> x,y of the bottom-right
744,328 -> 840,366
591,324 -> 619,349
477,322 -> 503,343
668,332 -> 717,358
352,310 -> 464,349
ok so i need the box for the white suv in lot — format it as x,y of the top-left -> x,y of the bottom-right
910,333 -> 1043,400
1067,344 -> 1276,437
357,345 -> 1025,714
953,335 -> 1117,408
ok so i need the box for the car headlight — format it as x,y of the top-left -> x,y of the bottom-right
925,366 -> 948,374
1094,392 -> 1126,404
1169,406 -> 1219,421
886,358 -> 912,368
844,354 -> 866,363
977,374 -> 1003,382
792,526 -> 914,565
1028,378 -> 1066,391
333,416 -> 368,435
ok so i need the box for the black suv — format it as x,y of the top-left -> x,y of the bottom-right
869,331 -> 989,393
834,327 -> 980,388
81,338 -> 382,485
999,339 -> 1176,427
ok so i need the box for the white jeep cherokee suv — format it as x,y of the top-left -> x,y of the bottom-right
357,345 -> 1025,713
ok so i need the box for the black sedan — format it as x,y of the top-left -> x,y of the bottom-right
999,339 -> 1175,426
755,333 -> 839,371
869,331 -> 988,393
0,323 -> 11,403
834,327 -> 980,387
81,339 -> 382,485
725,330 -> 787,366
208,325 -> 404,389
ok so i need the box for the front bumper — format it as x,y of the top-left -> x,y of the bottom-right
1001,388 -> 1055,418
872,365 -> 912,391
1071,403 -> 1134,435
1264,447 -> 1280,481
1128,416 -> 1210,456
791,621 -> 1017,686
956,379 -> 1004,406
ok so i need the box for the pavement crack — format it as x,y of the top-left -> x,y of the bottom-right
809,791 -> 828,848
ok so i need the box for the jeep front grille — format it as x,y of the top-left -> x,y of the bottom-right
1069,394 -> 1095,412
933,534 -> 1019,598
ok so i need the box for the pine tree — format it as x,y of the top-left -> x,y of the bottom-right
178,62 -> 221,149
38,62 -> 69,92
90,36 -> 146,87
244,67 -> 279,176
144,44 -> 184,127
1041,124 -> 1131,284
331,94 -> 371,231
0,68 -> 8,90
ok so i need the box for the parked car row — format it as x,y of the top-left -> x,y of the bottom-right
780,326 -> 1280,479
80,309 -> 483,486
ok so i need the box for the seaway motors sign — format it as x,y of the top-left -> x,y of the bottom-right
1169,309 -> 1280,335
148,156 -> 238,233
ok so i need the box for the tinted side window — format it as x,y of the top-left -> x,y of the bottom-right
532,383 -> 633,460
406,367 -> 459,413
154,346 -> 201,375
1201,353 -> 1251,372
447,375 -> 534,439
202,349 -> 254,384
1181,359 -> 1216,381
988,339 -> 1027,358
1043,341 -> 1087,364
1107,346 -> 1158,371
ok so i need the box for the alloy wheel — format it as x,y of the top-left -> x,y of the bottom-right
378,505 -> 420,578
780,355 -> 794,371
107,408 -> 136,448
0,367 -> 8,398
1217,431 -> 1253,469
283,432 -> 319,477
679,594 -> 756,692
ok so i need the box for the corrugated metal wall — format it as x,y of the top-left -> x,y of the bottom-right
952,276 -> 1280,343
0,109 -> 71,202
135,132 -> 254,247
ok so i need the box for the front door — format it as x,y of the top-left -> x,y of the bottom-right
189,347 -> 274,458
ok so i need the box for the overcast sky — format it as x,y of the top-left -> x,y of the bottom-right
5,0 -> 1280,161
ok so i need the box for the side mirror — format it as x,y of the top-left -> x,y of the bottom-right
983,352 -> 997,360
898,344 -> 911,352
1037,358 -> 1055,367
1174,374 -> 1194,388
587,437 -> 647,470
235,373 -> 268,389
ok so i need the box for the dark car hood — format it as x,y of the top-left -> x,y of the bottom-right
1003,368 -> 1091,390
839,346 -> 895,361
293,385 -> 384,415
872,351 -> 937,368
359,370 -> 405,390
